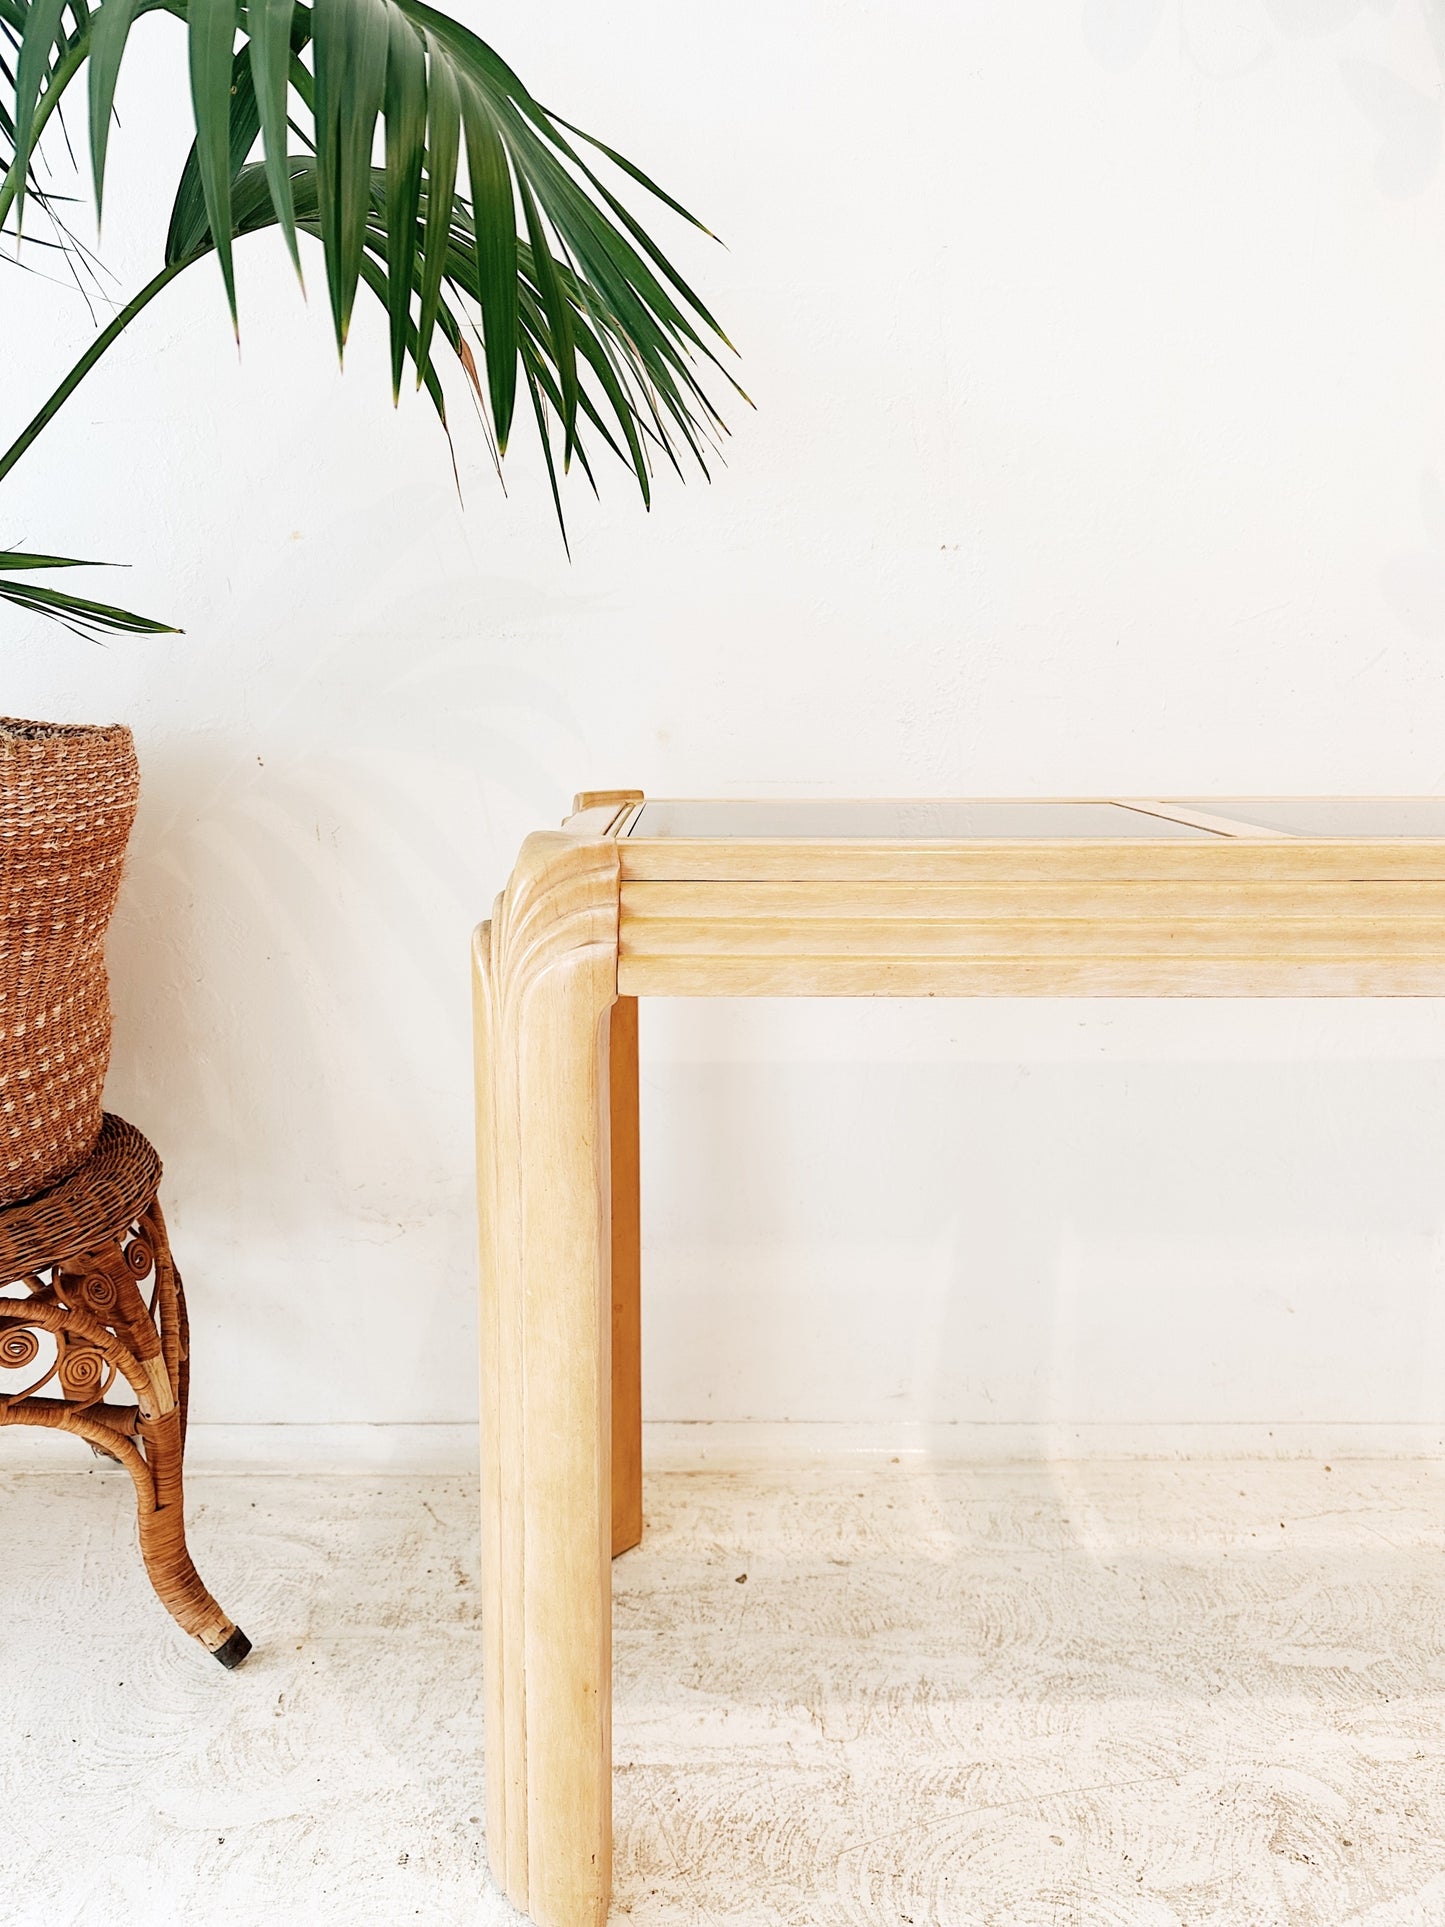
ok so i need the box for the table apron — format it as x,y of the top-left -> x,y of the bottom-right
618,878 -> 1445,997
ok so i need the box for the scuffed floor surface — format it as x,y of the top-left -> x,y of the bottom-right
3,1463 -> 1445,1925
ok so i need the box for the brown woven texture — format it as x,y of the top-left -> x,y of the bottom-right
0,718 -> 139,1206
0,1111 -> 159,1274
0,1112 -> 247,1661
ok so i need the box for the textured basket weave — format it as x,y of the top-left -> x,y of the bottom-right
0,718 -> 139,1205
0,1110 -> 159,1272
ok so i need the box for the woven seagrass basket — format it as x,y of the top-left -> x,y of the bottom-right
0,718 -> 140,1205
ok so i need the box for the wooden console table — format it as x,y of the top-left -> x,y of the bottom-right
473,792 -> 1445,1927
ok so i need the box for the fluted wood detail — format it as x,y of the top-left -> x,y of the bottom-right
474,831 -> 621,1927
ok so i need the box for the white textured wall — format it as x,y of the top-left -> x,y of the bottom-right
8,1 -> 1445,1449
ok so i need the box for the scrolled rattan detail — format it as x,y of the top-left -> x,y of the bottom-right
56,1340 -> 110,1404
81,1270 -> 120,1312
0,1325 -> 39,1368
0,1112 -> 248,1663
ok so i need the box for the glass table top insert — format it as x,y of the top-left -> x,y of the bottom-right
1174,800 -> 1445,838
628,801 -> 1214,840
625,799 -> 1445,841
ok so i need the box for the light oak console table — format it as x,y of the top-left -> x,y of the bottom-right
473,792 -> 1445,1927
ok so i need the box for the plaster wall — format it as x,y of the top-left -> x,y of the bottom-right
7,2 -> 1445,1452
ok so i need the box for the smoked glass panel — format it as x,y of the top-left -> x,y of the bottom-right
1176,800 -> 1445,839
628,800 -> 1220,839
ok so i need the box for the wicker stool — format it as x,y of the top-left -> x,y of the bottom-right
0,1113 -> 249,1666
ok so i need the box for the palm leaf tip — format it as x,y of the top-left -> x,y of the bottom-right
3,0 -> 741,548
0,548 -> 178,639
187,0 -> 245,329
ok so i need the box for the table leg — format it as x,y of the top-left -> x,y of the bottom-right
609,996 -> 643,1557
474,832 -> 621,1927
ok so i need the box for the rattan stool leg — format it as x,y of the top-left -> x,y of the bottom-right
134,1406 -> 249,1663
0,1163 -> 250,1667
127,1204 -> 250,1666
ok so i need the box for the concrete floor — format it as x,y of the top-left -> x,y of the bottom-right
2,1460 -> 1445,1925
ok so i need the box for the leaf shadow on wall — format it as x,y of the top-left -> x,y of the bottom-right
98,650 -> 578,1248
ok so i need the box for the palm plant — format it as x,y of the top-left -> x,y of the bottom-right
0,0 -> 738,635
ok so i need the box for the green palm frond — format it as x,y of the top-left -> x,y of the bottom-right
0,546 -> 178,641
0,12 -> 105,290
1,0 -> 740,496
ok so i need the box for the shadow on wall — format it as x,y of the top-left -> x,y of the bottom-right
97,624 -> 585,1244
642,1054 -> 1445,1430
1086,0 -> 1445,196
